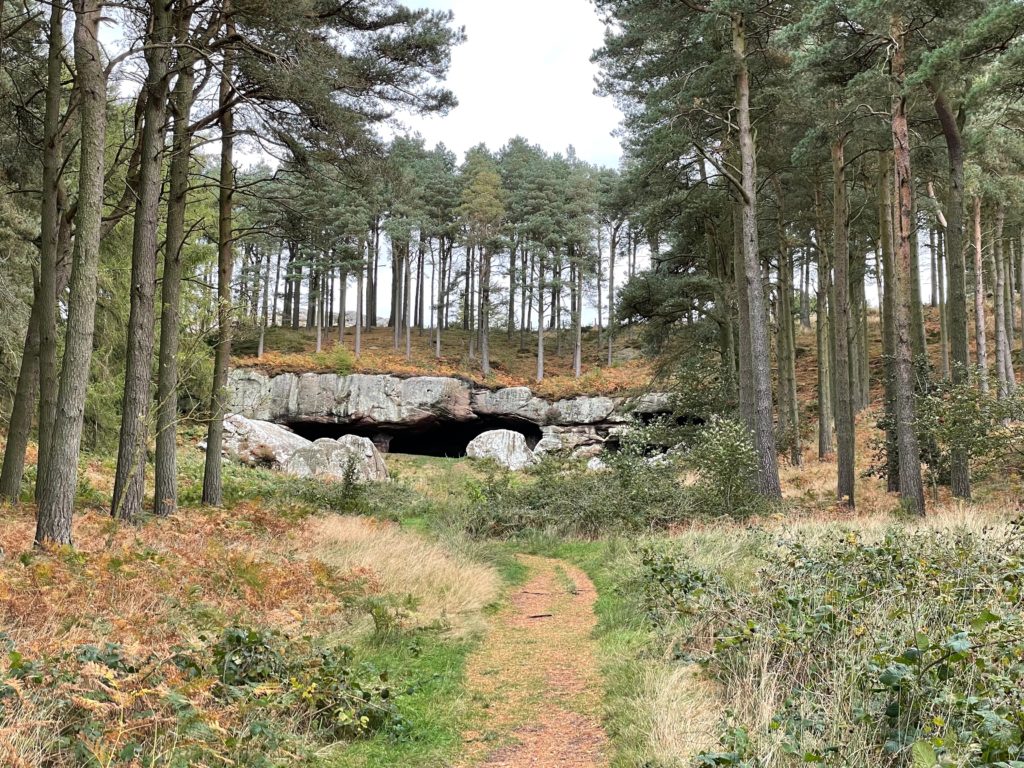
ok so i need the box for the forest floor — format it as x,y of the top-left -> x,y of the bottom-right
460,555 -> 608,768
231,324 -> 653,399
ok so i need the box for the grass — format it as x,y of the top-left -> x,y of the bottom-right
319,636 -> 475,768
312,515 -> 501,638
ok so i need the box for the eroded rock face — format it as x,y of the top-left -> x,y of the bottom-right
471,386 -> 551,423
222,414 -> 312,467
466,429 -> 536,471
533,425 -> 605,456
283,435 -> 388,483
227,369 -> 674,454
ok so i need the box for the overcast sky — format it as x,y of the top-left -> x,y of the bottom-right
402,0 -> 623,169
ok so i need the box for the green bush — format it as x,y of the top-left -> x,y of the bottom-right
686,416 -> 765,518
640,523 -> 1024,766
462,449 -> 688,539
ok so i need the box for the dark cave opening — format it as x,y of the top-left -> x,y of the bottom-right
283,416 -> 544,458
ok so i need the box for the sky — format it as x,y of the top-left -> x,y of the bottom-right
401,0 -> 623,169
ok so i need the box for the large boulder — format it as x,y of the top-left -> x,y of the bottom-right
283,435 -> 388,483
222,415 -> 312,467
466,430 -> 536,471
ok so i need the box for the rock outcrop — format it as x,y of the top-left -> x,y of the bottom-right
228,369 -> 674,456
221,414 -> 312,467
283,435 -> 388,483
466,430 -> 537,471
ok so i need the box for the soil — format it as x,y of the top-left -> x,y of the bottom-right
460,555 -> 609,767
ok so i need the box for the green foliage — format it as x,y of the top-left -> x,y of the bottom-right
914,372 -> 1024,487
639,523 -> 1024,766
461,449 -> 688,539
686,416 -> 765,518
0,627 -> 404,766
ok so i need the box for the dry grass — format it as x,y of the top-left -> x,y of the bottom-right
640,663 -> 721,767
234,325 -> 653,399
309,516 -> 500,637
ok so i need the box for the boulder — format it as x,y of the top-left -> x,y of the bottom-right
466,429 -> 536,471
284,435 -> 388,483
222,415 -> 312,467
533,425 -> 604,456
586,456 -> 610,472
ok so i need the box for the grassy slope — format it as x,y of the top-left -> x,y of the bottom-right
232,324 -> 652,399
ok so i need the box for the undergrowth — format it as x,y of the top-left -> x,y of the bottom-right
639,523 -> 1024,767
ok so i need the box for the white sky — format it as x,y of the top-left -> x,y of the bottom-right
402,0 -> 623,169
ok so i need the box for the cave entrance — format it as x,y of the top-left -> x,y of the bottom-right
282,416 -> 543,458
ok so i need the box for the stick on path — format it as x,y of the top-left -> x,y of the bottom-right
461,554 -> 609,767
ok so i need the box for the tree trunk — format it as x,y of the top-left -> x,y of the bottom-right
932,87 -> 971,498
201,22 -> 235,507
507,242 -> 516,339
536,251 -> 545,382
879,153 -> 900,493
733,11 -> 780,499
36,0 -> 108,546
773,178 -> 800,467
269,245 -> 281,328
814,182 -> 834,460
0,289 -> 41,501
35,0 -> 65,496
573,250 -> 583,377
832,138 -> 855,507
112,0 -> 173,522
355,244 -> 364,358
154,37 -> 196,518
735,202 -> 755,433
973,196 -> 989,393
889,23 -> 926,515
480,245 -> 491,374
993,205 -> 1010,397
259,247 -> 272,356
405,239 -> 412,359
937,229 -> 949,378
290,260 -> 302,329
607,224 -> 618,365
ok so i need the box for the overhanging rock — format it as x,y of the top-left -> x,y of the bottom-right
228,368 -> 674,455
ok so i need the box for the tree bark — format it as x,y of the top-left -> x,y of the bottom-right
733,12 -> 780,499
36,0 -> 108,546
993,204 -> 1010,397
879,154 -> 900,493
154,32 -> 196,518
536,251 -> 545,382
889,22 -> 926,515
112,0 -> 173,522
480,245 -> 491,375
814,184 -> 834,460
0,288 -> 41,501
202,19 -> 236,507
932,87 -> 970,498
973,196 -> 989,393
832,138 -> 855,507
35,0 -> 65,496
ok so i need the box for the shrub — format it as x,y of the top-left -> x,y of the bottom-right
462,449 -> 688,539
686,416 -> 764,518
1,628 -> 403,766
640,523 -> 1024,766
914,372 -> 1024,488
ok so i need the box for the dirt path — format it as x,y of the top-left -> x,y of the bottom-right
460,555 -> 609,767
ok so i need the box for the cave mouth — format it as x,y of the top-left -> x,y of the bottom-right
282,416 -> 544,458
